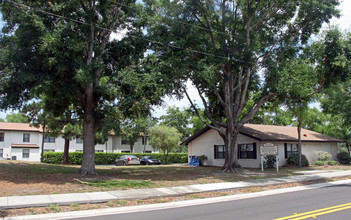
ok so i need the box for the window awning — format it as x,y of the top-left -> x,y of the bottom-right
11,144 -> 40,148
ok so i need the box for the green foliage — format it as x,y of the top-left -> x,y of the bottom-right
5,113 -> 29,123
327,160 -> 339,166
314,160 -> 325,166
120,117 -> 155,152
42,152 -> 188,165
264,155 -> 277,168
337,151 -> 351,165
287,153 -> 309,167
313,151 -> 332,161
314,160 -> 339,166
197,154 -> 208,166
146,0 -> 340,172
160,106 -> 191,139
0,0 -> 166,175
149,125 -> 182,164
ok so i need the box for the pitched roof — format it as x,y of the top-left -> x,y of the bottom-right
181,124 -> 344,145
0,122 -> 42,132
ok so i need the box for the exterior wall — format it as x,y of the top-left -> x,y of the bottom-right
0,130 -> 41,161
0,129 -> 157,162
188,129 -> 340,168
188,129 -> 261,168
11,148 -> 40,161
301,142 -> 338,163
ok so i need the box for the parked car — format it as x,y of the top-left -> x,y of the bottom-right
115,155 -> 140,166
140,156 -> 161,165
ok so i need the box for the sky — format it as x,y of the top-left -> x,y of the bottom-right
0,1 -> 351,120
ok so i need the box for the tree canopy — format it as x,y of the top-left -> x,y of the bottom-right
0,0 -> 164,175
146,0 -> 340,172
149,124 -> 181,164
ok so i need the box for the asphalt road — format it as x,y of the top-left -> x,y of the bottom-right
66,183 -> 351,220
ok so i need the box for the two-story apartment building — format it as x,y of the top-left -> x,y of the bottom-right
0,122 -> 156,162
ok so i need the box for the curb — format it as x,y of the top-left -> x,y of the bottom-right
1,171 -> 351,209
4,179 -> 351,220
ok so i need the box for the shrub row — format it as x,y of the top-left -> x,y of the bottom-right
42,152 -> 188,165
314,160 -> 339,166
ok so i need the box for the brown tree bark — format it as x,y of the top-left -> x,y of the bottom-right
63,138 -> 70,164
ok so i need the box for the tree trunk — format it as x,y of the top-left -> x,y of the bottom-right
346,142 -> 350,153
222,125 -> 241,172
78,84 -> 97,176
41,123 -> 45,162
130,144 -> 134,153
297,116 -> 302,168
63,138 -> 70,164
165,151 -> 168,164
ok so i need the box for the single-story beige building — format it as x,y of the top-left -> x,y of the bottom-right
182,124 -> 344,168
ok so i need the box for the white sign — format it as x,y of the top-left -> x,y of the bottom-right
260,143 -> 279,173
260,143 -> 278,156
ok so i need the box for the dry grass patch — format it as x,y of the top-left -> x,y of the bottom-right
0,161 -> 350,197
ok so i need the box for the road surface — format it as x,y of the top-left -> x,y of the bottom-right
64,182 -> 351,220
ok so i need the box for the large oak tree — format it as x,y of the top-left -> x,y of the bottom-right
0,0 -> 163,175
146,0 -> 340,172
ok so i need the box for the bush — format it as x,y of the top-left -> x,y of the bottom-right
314,151 -> 332,161
287,152 -> 309,167
197,155 -> 208,166
264,155 -> 277,168
43,152 -> 188,165
314,160 -> 325,166
327,160 -> 339,166
315,160 -> 339,166
337,151 -> 351,165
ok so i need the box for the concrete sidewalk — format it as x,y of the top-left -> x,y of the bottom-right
1,170 -> 351,210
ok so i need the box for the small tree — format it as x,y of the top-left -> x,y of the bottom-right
149,125 -> 181,164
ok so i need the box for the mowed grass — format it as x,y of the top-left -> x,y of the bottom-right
1,160 -> 349,197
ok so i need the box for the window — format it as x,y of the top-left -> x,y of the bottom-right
121,150 -> 130,153
44,149 -> 55,152
144,151 -> 152,153
44,136 -> 55,143
76,150 -> 83,152
0,149 -> 3,158
238,143 -> 257,159
142,136 -> 147,145
95,150 -> 104,152
23,133 -> 30,142
0,133 -> 4,142
214,145 -> 226,159
285,143 -> 298,158
76,138 -> 83,144
22,149 -> 30,158
121,138 -> 130,145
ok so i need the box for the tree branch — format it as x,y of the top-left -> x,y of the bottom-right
240,92 -> 275,125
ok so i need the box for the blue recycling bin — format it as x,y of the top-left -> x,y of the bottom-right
189,155 -> 200,166
194,156 -> 200,166
189,155 -> 194,166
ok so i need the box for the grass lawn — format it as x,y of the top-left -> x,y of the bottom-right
0,160 -> 349,197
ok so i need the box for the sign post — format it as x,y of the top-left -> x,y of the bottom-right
260,143 -> 279,172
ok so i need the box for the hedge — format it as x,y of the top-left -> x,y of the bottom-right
42,152 -> 188,165
314,160 -> 339,166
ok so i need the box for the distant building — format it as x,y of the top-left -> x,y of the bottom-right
0,122 -> 155,162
